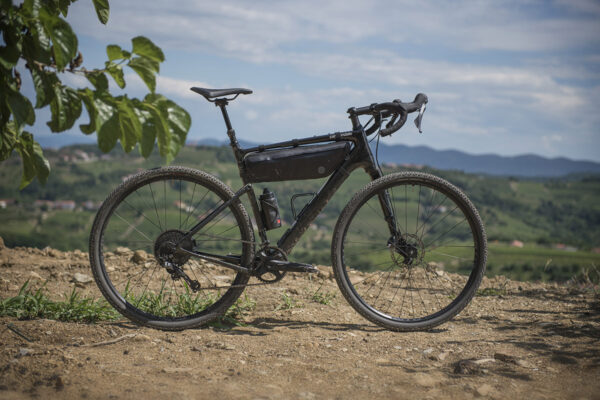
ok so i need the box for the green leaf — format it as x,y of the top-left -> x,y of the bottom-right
0,14 -> 23,69
97,113 -> 119,153
142,103 -> 171,160
22,0 -> 52,63
86,72 -> 109,91
15,132 -> 50,189
57,0 -> 73,17
106,64 -> 125,89
0,43 -> 21,70
31,137 -> 50,184
106,44 -> 126,61
78,88 -> 97,134
116,99 -> 142,153
128,57 -> 158,92
92,92 -> 121,153
164,99 -> 191,140
0,121 -> 19,161
39,10 -> 78,70
47,85 -> 82,132
92,0 -> 110,25
138,113 -> 156,158
131,36 -> 164,63
30,68 -> 59,108
6,88 -> 35,127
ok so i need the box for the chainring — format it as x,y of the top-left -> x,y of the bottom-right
255,246 -> 288,283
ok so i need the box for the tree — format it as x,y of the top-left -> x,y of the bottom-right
0,0 -> 191,188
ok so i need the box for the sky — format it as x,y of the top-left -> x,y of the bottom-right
23,0 -> 600,162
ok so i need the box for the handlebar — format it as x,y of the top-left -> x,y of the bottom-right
349,93 -> 428,136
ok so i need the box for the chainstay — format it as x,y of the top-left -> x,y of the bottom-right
195,279 -> 279,290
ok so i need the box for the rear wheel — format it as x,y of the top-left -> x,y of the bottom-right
331,172 -> 486,331
89,167 -> 254,330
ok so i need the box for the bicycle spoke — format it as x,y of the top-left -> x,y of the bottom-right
338,175 -> 484,327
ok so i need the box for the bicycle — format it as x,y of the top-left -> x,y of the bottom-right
89,87 -> 487,331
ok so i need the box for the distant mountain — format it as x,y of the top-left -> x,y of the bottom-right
372,144 -> 600,177
192,139 -> 600,178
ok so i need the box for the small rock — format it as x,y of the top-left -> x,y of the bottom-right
46,248 -> 61,258
476,384 -> 494,397
516,359 -> 536,369
454,360 -> 485,375
72,249 -> 85,258
423,348 -> 434,355
28,271 -> 43,280
18,348 -> 33,357
413,373 -> 436,387
473,358 -> 496,365
131,250 -> 146,264
437,352 -> 449,361
134,334 -> 152,342
54,375 -> 64,390
393,345 -> 402,350
114,246 -> 131,256
73,273 -> 93,284
494,352 -> 518,364
161,367 -> 192,373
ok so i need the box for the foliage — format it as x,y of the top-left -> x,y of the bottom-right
0,280 -> 257,325
0,281 -> 119,322
275,292 -> 302,310
0,0 -> 191,188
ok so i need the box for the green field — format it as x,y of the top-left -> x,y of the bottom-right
0,144 -> 599,284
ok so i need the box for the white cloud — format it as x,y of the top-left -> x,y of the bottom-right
58,0 -> 600,161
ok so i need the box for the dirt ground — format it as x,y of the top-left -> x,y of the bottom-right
1,242 -> 599,400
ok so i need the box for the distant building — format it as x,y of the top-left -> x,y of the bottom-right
0,199 -> 15,209
400,163 -> 424,169
54,200 -> 76,210
553,243 -> 578,252
82,201 -> 101,211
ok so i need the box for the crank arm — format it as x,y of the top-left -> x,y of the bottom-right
177,247 -> 251,274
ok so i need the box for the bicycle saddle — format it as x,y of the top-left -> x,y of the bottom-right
190,87 -> 252,100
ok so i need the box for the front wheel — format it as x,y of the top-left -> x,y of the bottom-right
89,166 -> 255,330
331,172 -> 486,331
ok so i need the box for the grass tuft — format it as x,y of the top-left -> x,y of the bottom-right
0,281 -> 119,322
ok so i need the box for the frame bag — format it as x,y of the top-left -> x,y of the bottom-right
243,142 -> 351,183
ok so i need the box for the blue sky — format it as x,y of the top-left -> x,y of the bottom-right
25,0 -> 600,161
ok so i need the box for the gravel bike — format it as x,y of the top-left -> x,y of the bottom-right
89,87 -> 487,331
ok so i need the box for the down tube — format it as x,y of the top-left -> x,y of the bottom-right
277,165 -> 356,255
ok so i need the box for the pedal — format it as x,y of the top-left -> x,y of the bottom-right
266,259 -> 319,273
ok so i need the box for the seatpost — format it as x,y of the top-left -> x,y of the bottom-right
215,99 -> 244,163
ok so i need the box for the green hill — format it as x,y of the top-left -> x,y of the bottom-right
0,144 -> 599,283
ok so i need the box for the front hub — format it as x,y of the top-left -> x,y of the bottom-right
389,233 -> 425,267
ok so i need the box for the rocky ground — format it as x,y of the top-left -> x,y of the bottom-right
1,240 -> 599,399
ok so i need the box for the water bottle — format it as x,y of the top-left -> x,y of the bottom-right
259,188 -> 282,230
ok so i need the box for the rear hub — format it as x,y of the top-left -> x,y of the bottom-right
154,230 -> 194,268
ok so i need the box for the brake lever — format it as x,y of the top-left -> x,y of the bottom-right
414,103 -> 426,133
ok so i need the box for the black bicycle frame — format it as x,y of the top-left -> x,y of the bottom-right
181,98 -> 399,272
